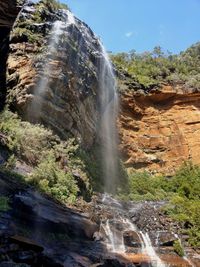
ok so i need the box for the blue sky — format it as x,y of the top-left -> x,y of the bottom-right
64,0 -> 200,54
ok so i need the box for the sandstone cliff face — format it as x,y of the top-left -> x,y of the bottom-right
119,85 -> 200,174
6,1 -> 105,147
4,0 -> 200,174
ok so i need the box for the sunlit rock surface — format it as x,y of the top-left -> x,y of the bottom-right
6,0 -> 106,147
119,84 -> 200,174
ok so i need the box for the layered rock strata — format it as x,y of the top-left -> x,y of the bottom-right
6,1 -> 106,147
119,85 -> 200,174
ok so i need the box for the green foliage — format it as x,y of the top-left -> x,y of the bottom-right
78,145 -> 104,192
0,109 -> 91,204
0,110 -> 57,165
12,0 -> 70,45
58,2 -> 69,10
0,197 -> 10,212
127,171 -> 169,201
111,42 -> 200,90
11,27 -> 43,44
173,240 -> 184,257
29,153 -> 78,203
166,196 -> 200,247
30,0 -> 69,26
122,162 -> 200,247
77,147 -> 129,194
40,0 -> 69,11
169,162 -> 200,199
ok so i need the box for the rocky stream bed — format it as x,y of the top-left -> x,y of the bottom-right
0,171 -> 200,267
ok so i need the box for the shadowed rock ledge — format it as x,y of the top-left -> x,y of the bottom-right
0,0 -> 21,110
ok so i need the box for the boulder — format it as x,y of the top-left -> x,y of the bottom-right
9,235 -> 44,252
123,230 -> 142,248
155,231 -> 177,247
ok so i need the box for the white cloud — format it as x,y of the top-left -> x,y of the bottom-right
125,31 -> 133,38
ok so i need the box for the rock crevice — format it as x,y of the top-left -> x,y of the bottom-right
0,0 -> 20,110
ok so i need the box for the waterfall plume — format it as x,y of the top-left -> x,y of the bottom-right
99,43 -> 119,194
28,11 -> 75,122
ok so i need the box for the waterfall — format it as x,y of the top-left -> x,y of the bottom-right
183,256 -> 195,267
122,218 -> 166,267
29,10 -> 75,121
103,219 -> 126,253
99,44 -> 119,194
140,232 -> 166,267
101,195 -> 167,266
98,40 -> 165,267
98,46 -> 167,266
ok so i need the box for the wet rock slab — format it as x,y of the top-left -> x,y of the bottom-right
0,173 -> 199,267
0,172 -> 102,266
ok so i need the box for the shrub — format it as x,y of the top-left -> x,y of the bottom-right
111,42 -> 200,91
30,153 -> 78,203
122,163 -> 200,247
0,109 -> 91,203
11,27 -> 43,44
0,197 -> 10,212
169,162 -> 200,200
127,171 -> 168,201
40,0 -> 69,11
173,240 -> 184,257
13,0 -> 70,45
0,110 -> 58,165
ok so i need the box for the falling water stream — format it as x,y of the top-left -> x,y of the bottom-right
98,42 -> 167,265
99,44 -> 119,194
140,232 -> 166,267
100,194 -> 168,266
103,219 -> 126,253
29,10 -> 75,121
26,7 -> 192,266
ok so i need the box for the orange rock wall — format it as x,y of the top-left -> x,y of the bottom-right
119,86 -> 200,174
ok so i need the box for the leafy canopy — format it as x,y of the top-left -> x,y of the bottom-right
111,43 -> 200,90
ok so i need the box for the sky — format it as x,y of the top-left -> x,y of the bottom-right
64,0 -> 200,54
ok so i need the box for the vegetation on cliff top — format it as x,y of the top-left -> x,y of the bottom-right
37,0 -> 69,13
111,42 -> 200,91
11,0 -> 69,44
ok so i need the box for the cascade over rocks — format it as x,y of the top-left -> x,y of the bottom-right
1,171 -> 199,266
89,194 -> 200,266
